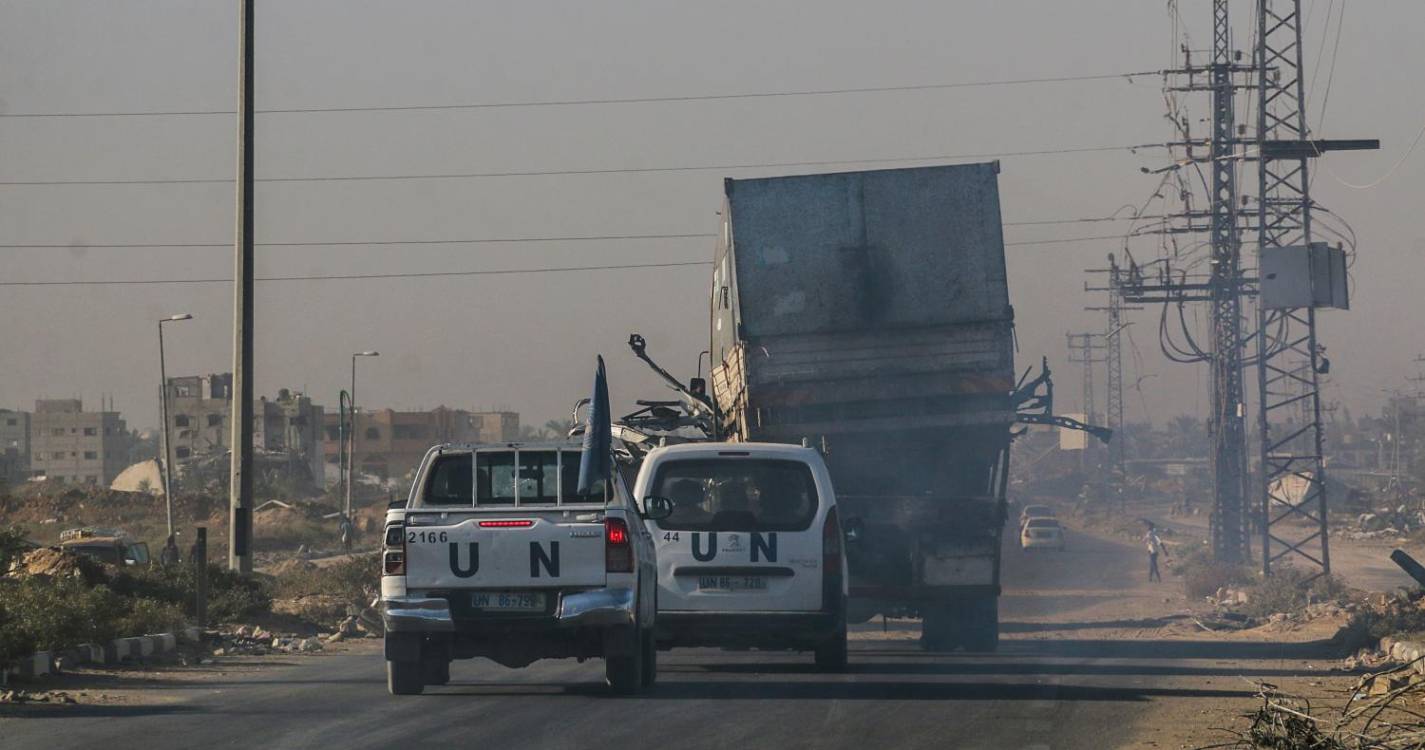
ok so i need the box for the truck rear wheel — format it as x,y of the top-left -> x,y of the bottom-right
962,597 -> 999,653
920,605 -> 959,652
604,626 -> 644,695
387,659 -> 424,695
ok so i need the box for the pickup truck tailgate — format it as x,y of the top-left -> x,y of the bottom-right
404,513 -> 606,590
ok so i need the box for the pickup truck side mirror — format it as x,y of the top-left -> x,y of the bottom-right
641,495 -> 675,521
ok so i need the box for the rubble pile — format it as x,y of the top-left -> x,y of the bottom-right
1341,505 -> 1425,541
3,546 -> 107,582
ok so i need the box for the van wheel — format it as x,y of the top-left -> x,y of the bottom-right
422,657 -> 451,686
639,628 -> 658,687
814,621 -> 848,672
387,659 -> 424,695
604,626 -> 644,695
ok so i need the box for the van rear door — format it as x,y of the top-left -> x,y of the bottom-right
646,455 -> 825,612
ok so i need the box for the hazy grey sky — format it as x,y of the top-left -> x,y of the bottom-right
1,1 -> 1421,433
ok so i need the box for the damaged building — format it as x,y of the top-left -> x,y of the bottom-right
164,373 -> 325,485
321,407 -> 518,481
28,399 -> 132,485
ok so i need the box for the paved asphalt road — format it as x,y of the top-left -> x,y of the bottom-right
3,524 -> 1336,750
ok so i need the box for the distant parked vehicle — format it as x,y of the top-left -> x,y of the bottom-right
58,527 -> 150,566
1019,518 -> 1065,551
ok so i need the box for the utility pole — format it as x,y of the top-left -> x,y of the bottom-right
1086,254 -> 1144,477
228,0 -> 255,573
348,351 -> 379,521
1204,0 -> 1251,566
1253,0 -> 1377,578
1119,0 -> 1254,563
1066,332 -> 1108,478
158,313 -> 193,538
1066,332 -> 1107,426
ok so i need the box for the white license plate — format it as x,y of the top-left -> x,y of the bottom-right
697,576 -> 768,592
471,591 -> 546,612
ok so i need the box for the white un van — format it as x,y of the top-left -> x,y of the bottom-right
634,442 -> 848,670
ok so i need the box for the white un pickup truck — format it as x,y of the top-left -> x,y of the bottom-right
378,442 -> 667,695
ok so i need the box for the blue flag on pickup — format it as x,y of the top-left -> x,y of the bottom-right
577,355 -> 612,496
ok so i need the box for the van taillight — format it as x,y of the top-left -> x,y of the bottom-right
605,517 -> 633,573
822,507 -> 843,612
823,506 -> 842,558
383,522 -> 406,576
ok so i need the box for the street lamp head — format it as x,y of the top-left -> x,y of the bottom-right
163,313 -> 194,322
355,351 -> 380,357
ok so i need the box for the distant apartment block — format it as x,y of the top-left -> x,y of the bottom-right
322,407 -> 519,480
0,409 -> 31,484
165,373 -> 325,483
29,399 -> 131,485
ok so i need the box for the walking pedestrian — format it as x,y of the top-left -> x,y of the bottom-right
159,534 -> 180,567
1144,522 -> 1167,582
339,515 -> 354,553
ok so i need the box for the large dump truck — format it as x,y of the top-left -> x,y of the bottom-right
708,162 -> 1016,651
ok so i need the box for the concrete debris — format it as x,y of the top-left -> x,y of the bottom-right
214,627 -> 330,657
0,689 -> 78,705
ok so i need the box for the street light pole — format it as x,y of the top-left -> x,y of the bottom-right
348,351 -> 379,519
158,313 -> 193,539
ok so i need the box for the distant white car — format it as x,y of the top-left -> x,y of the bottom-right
1018,504 -> 1056,531
1020,518 -> 1065,551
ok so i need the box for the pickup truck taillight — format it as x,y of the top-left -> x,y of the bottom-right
383,522 -> 406,576
605,517 -> 633,573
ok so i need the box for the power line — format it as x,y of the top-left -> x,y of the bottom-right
1004,234 -> 1134,247
0,143 -> 1169,187
0,229 -> 1139,251
0,70 -> 1164,119
0,260 -> 713,287
0,232 -> 715,249
1323,112 -> 1425,190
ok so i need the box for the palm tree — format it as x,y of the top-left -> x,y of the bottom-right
544,419 -> 574,438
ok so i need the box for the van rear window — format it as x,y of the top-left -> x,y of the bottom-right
651,459 -> 818,532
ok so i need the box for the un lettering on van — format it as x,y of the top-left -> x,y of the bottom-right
446,541 -> 561,578
689,532 -> 777,562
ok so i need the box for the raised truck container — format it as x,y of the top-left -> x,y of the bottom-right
708,162 -> 1015,651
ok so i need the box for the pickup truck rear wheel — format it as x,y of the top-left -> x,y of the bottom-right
387,659 -> 424,695
604,626 -> 644,695
422,657 -> 451,686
